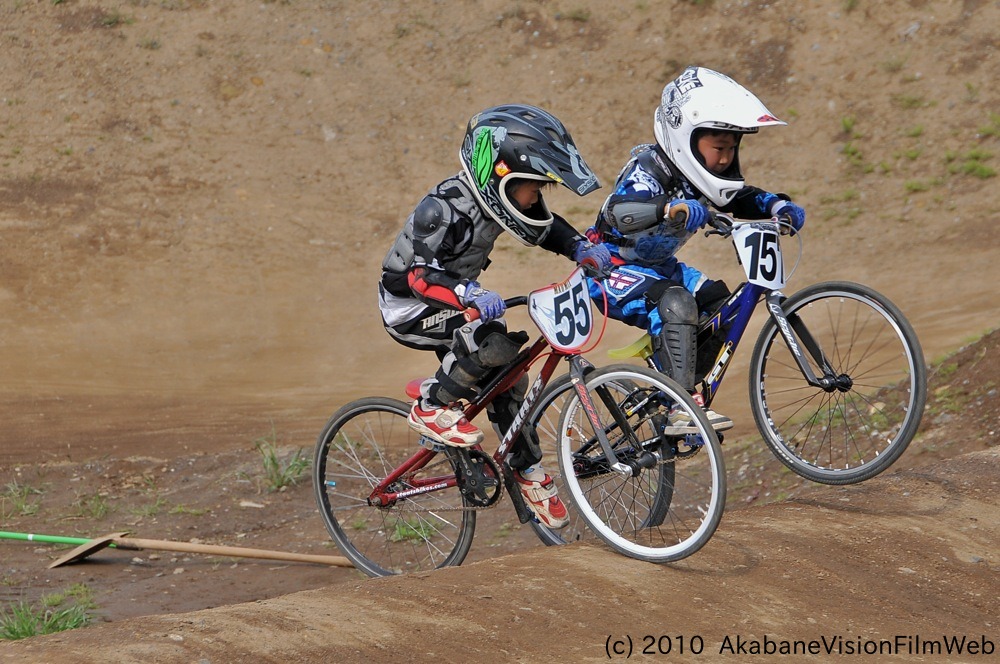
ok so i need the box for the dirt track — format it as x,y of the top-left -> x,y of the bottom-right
1,0 -> 999,660
4,448 -> 999,662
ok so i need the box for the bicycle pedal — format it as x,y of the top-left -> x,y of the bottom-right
417,435 -> 447,452
445,448 -> 502,508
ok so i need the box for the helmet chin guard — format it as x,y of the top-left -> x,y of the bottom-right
654,66 -> 785,207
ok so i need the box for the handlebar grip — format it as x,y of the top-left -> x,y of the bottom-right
666,204 -> 688,227
462,296 -> 527,323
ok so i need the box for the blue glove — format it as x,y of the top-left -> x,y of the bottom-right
463,281 -> 506,322
667,199 -> 710,233
756,192 -> 806,233
572,240 -> 613,277
773,200 -> 806,233
632,234 -> 680,264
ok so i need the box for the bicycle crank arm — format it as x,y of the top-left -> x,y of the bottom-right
500,461 -> 537,524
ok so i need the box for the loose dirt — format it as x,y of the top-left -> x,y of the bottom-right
1,1 -> 998,661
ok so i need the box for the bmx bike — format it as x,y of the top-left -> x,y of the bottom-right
529,213 -> 927,544
313,266 -> 726,575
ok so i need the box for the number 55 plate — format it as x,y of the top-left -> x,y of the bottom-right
528,267 -> 593,353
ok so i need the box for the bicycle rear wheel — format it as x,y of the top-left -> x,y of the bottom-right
313,397 -> 475,577
749,281 -> 927,484
556,365 -> 725,563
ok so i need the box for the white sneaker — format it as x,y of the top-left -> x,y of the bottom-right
666,393 -> 734,433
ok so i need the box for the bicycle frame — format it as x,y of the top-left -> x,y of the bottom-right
641,218 -> 845,411
366,267 -> 621,510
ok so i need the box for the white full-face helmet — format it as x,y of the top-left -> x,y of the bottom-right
653,66 -> 786,207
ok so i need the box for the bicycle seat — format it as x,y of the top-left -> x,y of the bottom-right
404,379 -> 424,400
607,334 -> 654,361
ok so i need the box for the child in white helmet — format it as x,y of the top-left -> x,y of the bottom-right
586,66 -> 806,431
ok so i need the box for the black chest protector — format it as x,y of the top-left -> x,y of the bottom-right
382,174 -> 504,290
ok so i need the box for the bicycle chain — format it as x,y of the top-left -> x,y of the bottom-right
387,449 -> 506,513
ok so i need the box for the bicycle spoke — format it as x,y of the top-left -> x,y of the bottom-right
750,283 -> 925,484
313,398 -> 475,577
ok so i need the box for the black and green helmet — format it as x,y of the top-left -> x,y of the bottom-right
459,104 -> 601,246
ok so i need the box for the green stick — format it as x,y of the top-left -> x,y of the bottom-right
0,531 -> 117,548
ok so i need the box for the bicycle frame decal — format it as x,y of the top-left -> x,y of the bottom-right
528,267 -> 593,352
698,282 -> 765,402
705,340 -> 734,385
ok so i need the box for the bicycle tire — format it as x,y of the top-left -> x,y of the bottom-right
556,364 -> 725,563
748,281 -> 927,485
313,397 -> 476,577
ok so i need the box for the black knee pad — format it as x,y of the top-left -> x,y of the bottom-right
653,284 -> 698,326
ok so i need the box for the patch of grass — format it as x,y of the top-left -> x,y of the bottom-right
252,426 -> 310,492
840,115 -> 858,137
129,496 -> 167,518
168,504 -> 208,516
903,125 -> 924,138
71,493 -> 112,520
841,141 -> 865,169
388,517 -> 433,543
0,598 -> 91,640
904,180 -> 930,193
1,481 -> 43,518
935,362 -> 959,380
138,37 -> 161,50
101,10 -> 131,27
977,113 -> 1000,137
558,9 -> 591,21
931,385 -> 963,414
947,148 -> 996,179
41,584 -> 95,611
880,56 -> 906,73
892,93 -> 928,110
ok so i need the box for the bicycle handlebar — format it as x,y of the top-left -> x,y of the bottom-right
462,296 -> 528,323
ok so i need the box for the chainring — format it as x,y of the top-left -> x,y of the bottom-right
445,448 -> 503,508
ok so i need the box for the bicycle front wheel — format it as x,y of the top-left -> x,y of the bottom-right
749,281 -> 927,485
313,397 -> 475,577
556,365 -> 725,563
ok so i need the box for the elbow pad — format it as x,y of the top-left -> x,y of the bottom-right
605,194 -> 669,235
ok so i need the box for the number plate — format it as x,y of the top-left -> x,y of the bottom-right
732,222 -> 785,289
528,267 -> 593,352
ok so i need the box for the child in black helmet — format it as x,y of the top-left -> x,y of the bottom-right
378,104 -> 611,528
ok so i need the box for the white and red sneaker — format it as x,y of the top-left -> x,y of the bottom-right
515,468 -> 569,529
407,400 -> 483,447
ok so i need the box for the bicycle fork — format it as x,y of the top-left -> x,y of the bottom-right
566,356 -> 654,478
765,292 -> 852,393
